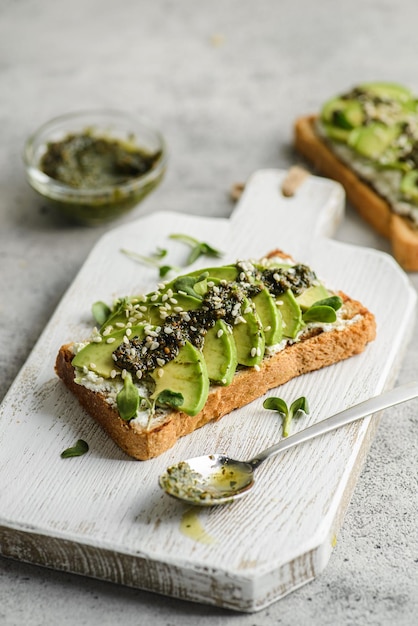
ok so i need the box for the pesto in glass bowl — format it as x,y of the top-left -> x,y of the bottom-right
24,110 -> 167,225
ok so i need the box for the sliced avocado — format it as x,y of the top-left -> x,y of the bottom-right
348,122 -> 400,160
321,122 -> 351,143
296,283 -> 330,312
187,265 -> 239,282
202,319 -> 237,386
360,82 -> 413,104
276,290 -> 303,339
232,298 -> 265,367
251,288 -> 282,345
72,324 -> 146,378
321,97 -> 364,130
400,170 -> 418,203
150,341 -> 209,416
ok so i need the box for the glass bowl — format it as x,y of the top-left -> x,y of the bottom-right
23,110 -> 167,226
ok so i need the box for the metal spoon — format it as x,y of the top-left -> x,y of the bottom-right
159,381 -> 418,506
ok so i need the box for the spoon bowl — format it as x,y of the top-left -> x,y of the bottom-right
159,382 -> 418,506
159,455 -> 254,506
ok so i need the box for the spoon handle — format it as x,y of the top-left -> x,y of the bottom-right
249,381 -> 418,468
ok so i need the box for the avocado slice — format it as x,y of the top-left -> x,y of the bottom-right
203,319 -> 237,385
400,170 -> 418,203
150,341 -> 209,416
251,288 -> 282,345
296,283 -> 330,312
276,290 -> 303,339
232,298 -> 265,367
348,122 -> 400,160
360,82 -> 413,104
72,323 -> 146,378
321,97 -> 364,130
187,265 -> 239,282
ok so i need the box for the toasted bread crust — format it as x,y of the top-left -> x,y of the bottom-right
55,292 -> 376,460
294,115 -> 418,271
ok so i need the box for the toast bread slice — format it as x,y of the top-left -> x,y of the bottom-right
294,115 -> 418,271
55,291 -> 376,460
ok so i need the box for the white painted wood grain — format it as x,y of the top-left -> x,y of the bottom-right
0,169 -> 416,612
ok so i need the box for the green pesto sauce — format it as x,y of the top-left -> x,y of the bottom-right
40,131 -> 161,189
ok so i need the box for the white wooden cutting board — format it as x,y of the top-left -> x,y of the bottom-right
0,170 -> 416,612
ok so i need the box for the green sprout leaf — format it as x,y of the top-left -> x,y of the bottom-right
263,397 -> 288,414
303,305 -> 337,323
61,439 -> 89,458
154,247 -> 168,259
156,389 -> 184,409
116,372 -> 140,421
92,301 -> 112,327
172,275 -> 205,300
313,295 -> 343,311
169,233 -> 223,266
120,248 -> 179,277
263,395 -> 309,437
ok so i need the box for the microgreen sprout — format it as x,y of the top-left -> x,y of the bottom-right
120,248 -> 179,278
92,301 -> 112,326
117,372 -> 140,420
263,396 -> 309,437
116,374 -> 185,429
61,439 -> 89,458
172,273 -> 209,300
302,296 -> 343,324
169,233 -> 223,265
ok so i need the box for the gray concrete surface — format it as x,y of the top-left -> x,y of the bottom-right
0,1 -> 417,624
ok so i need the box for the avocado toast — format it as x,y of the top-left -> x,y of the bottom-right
294,82 -> 418,270
55,250 -> 376,460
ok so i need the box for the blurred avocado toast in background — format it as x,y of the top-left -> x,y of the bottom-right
294,82 -> 418,270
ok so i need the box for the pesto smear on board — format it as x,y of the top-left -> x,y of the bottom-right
40,131 -> 162,189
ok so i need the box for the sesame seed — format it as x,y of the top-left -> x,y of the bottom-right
92,336 -> 102,343
217,329 -> 224,338
256,347 -> 262,356
156,358 -> 165,367
136,370 -> 143,379
254,364 -> 261,371
106,337 -> 116,344
164,326 -> 173,334
265,325 -> 271,332
115,322 -> 125,328
121,369 -> 127,379
157,369 -> 164,378
125,328 -> 132,337
251,348 -> 257,358
150,293 -> 160,302
110,369 -> 118,378
89,362 -> 96,369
